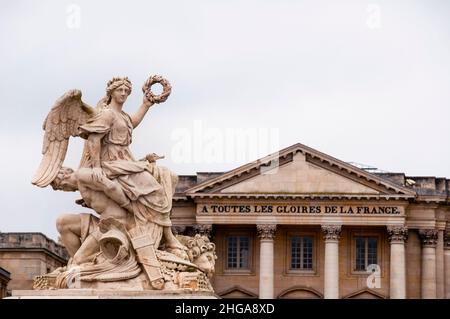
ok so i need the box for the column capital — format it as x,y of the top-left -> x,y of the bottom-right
444,231 -> 450,250
321,225 -> 342,241
418,229 -> 438,247
257,224 -> 277,240
193,224 -> 213,238
171,226 -> 186,236
387,225 -> 408,243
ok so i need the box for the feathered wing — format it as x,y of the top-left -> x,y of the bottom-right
78,97 -> 107,168
32,89 -> 95,187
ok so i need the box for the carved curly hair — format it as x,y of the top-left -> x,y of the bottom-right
99,77 -> 132,106
176,234 -> 217,262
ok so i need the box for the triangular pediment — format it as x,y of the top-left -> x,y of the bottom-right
186,143 -> 416,199
343,288 -> 387,299
277,286 -> 323,299
219,152 -> 380,194
218,286 -> 258,299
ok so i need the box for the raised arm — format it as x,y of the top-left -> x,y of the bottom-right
130,96 -> 153,129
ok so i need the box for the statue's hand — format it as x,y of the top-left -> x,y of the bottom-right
92,167 -> 104,183
142,94 -> 153,108
144,153 -> 165,163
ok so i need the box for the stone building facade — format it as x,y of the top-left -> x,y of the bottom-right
171,143 -> 450,299
1,143 -> 449,299
0,232 -> 69,295
0,267 -> 10,298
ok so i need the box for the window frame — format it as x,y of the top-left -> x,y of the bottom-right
285,231 -> 318,276
350,231 -> 383,276
223,233 -> 254,274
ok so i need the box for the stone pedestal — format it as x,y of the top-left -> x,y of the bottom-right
7,289 -> 219,299
322,225 -> 341,299
257,224 -> 276,299
419,229 -> 438,299
387,225 -> 407,299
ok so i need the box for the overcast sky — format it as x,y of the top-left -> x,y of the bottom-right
1,0 -> 449,240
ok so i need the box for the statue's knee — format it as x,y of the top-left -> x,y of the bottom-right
56,214 -> 70,233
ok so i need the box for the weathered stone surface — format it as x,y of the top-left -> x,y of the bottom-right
8,289 -> 218,299
27,76 -> 217,295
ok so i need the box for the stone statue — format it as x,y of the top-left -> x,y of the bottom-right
31,76 -> 217,293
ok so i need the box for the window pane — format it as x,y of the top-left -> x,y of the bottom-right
239,236 -> 249,268
227,237 -> 237,268
367,237 -> 378,266
291,237 -> 301,269
302,236 -> 313,270
355,237 -> 366,271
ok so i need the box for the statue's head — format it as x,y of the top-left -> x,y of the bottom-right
177,234 -> 217,278
105,77 -> 132,105
50,167 -> 77,192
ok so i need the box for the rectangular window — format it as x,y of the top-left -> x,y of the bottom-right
290,236 -> 314,270
226,236 -> 250,270
355,236 -> 378,271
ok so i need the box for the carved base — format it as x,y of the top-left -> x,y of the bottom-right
7,289 -> 218,299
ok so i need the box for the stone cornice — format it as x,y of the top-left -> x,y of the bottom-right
387,225 -> 408,243
321,225 -> 342,241
414,195 -> 450,204
173,195 -> 189,201
188,193 -> 412,201
257,224 -> 277,240
418,229 -> 438,247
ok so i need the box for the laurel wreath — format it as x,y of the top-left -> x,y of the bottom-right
142,75 -> 172,104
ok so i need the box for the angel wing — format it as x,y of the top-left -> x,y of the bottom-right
32,89 -> 95,187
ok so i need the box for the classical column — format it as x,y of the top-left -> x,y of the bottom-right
322,225 -> 341,299
445,231 -> 450,299
193,224 -> 213,239
436,229 -> 445,298
387,225 -> 408,299
257,224 -> 277,299
418,229 -> 438,299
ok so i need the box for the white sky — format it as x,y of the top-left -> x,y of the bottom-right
1,0 -> 449,240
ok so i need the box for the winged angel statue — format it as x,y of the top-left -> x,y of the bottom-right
31,76 -> 216,292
